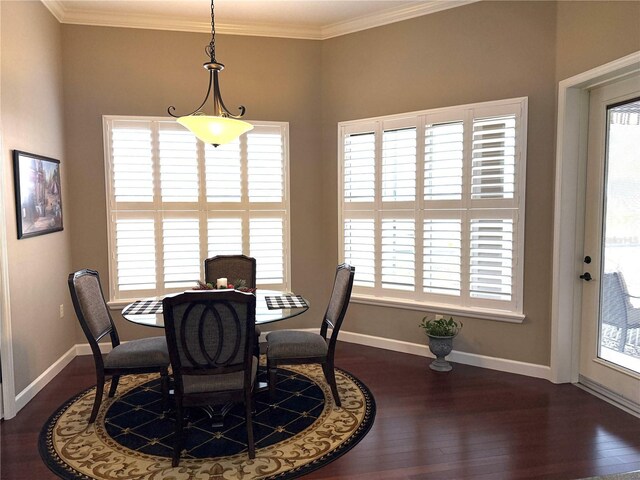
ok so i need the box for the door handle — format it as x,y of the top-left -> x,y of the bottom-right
580,272 -> 592,281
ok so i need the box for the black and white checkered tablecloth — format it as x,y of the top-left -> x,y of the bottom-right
265,295 -> 308,310
122,300 -> 163,315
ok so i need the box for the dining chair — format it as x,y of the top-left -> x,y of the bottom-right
205,254 -> 261,356
163,290 -> 257,466
68,269 -> 170,424
204,254 -> 257,288
266,263 -> 355,407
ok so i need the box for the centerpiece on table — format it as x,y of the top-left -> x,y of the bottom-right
193,278 -> 256,293
419,315 -> 462,372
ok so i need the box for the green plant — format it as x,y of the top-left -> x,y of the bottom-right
419,316 -> 462,337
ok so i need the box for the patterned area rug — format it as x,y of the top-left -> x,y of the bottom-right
39,362 -> 375,479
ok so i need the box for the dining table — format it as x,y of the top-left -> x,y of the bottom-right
120,288 -> 309,426
121,288 -> 309,329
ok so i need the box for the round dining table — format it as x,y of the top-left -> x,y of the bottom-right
121,289 -> 309,328
120,289 -> 309,425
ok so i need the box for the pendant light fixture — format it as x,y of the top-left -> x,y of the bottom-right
168,0 -> 253,147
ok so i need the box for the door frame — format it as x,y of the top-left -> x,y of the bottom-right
551,51 -> 640,384
0,1 -> 18,419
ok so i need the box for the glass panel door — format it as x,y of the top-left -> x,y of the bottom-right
579,74 -> 640,410
598,98 -> 640,373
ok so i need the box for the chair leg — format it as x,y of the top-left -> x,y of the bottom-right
108,374 -> 120,398
268,360 -> 277,399
322,361 -> 341,407
89,371 -> 105,424
160,370 -> 170,411
172,403 -> 184,467
245,393 -> 256,459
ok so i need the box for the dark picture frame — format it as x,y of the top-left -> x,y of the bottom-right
13,150 -> 63,239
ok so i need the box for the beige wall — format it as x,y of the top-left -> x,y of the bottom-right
61,26 -> 326,343
321,1 -> 559,365
556,1 -> 640,81
2,1 -> 638,398
1,1 -> 75,393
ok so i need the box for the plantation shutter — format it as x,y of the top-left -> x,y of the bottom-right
248,130 -> 283,202
207,218 -> 243,256
104,117 -> 290,301
162,218 -> 200,289
469,217 -> 514,301
205,140 -> 241,202
471,115 -> 516,200
250,218 -> 284,285
424,121 -> 464,201
381,219 -> 415,291
344,219 -> 375,288
114,217 -> 156,292
338,98 -> 526,317
344,132 -> 376,202
158,125 -> 199,202
423,218 -> 462,296
382,127 -> 416,202
110,121 -> 154,203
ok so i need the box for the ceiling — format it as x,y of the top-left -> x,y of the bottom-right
42,0 -> 477,40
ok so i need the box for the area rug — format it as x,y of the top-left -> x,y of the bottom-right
39,362 -> 375,479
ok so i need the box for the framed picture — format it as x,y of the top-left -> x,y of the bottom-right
13,150 -> 63,239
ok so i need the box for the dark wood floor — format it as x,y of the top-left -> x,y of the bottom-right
2,342 -> 640,479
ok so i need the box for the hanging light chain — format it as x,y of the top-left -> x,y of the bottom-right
205,0 -> 216,61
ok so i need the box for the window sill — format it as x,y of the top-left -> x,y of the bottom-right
351,294 -> 525,324
108,300 -> 136,311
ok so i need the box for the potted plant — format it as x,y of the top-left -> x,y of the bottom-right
419,316 -> 463,372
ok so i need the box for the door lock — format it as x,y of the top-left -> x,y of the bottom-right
580,272 -> 592,281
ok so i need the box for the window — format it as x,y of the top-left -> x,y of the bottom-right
339,98 -> 527,320
103,117 -> 290,302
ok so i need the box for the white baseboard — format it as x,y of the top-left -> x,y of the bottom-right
75,342 -> 113,356
338,330 -> 551,380
14,345 -> 77,412
259,328 -> 552,381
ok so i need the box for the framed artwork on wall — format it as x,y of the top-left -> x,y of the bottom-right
13,150 -> 63,239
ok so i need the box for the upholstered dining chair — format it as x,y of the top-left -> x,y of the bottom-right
204,254 -> 257,288
163,290 -> 257,466
68,269 -> 170,424
266,263 -> 355,407
205,254 -> 261,355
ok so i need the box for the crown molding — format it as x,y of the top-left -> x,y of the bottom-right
321,0 -> 479,39
41,0 -> 480,40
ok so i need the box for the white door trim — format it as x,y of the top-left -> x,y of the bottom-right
551,51 -> 640,384
0,2 -> 17,419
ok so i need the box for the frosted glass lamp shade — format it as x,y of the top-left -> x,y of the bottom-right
177,115 -> 253,146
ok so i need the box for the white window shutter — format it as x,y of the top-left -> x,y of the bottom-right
471,115 -> 516,200
248,132 -> 283,202
162,218 -> 201,289
382,128 -> 416,201
344,219 -> 375,288
250,218 -> 284,284
205,140 -> 242,202
344,132 -> 376,202
158,126 -> 199,202
469,218 -> 513,300
111,124 -> 154,203
381,219 -> 415,291
115,218 -> 156,291
425,121 -> 464,200
207,218 -> 243,256
423,218 -> 462,296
